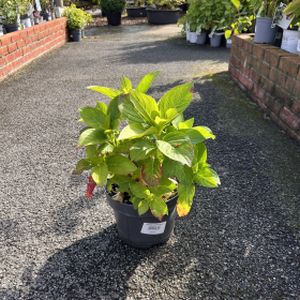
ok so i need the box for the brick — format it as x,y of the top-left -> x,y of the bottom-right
279,56 -> 300,77
17,39 -> 26,49
280,107 -> 300,130
239,73 -> 253,90
8,42 -> 17,53
269,68 -> 287,89
270,112 -> 289,131
285,77 -> 296,93
0,46 -> 9,56
268,97 -> 283,114
11,32 -> 20,42
0,35 -> 12,46
260,77 -> 274,94
293,80 -> 300,96
264,48 -> 293,68
291,101 -> 300,114
249,68 -> 259,83
253,83 -> 266,100
286,128 -> 300,144
273,85 -> 292,106
253,44 -> 276,60
260,62 -> 270,78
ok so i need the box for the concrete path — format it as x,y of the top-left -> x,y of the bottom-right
0,24 -> 299,300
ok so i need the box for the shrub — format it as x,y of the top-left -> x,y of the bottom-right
64,4 -> 93,29
75,72 -> 220,219
0,0 -> 30,24
147,0 -> 185,10
101,0 -> 126,13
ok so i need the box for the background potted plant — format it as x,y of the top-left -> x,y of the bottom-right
64,4 -> 92,42
252,0 -> 279,43
126,0 -> 147,18
281,0 -> 300,54
0,0 -> 29,33
74,72 -> 220,248
146,0 -> 183,25
40,0 -> 52,21
101,0 -> 126,26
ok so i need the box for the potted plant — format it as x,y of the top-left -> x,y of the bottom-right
40,0 -> 52,21
225,0 -> 255,48
127,0 -> 147,18
281,0 -> 300,54
0,0 -> 29,33
64,4 -> 92,42
251,0 -> 279,43
146,0 -> 184,25
74,72 -> 220,248
101,0 -> 126,26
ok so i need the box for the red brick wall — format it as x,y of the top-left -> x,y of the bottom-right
0,18 -> 67,81
229,34 -> 300,143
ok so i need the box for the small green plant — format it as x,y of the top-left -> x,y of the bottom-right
64,4 -> 93,29
225,0 -> 255,39
284,0 -> 300,18
75,72 -> 220,220
101,0 -> 126,13
251,0 -> 280,17
148,0 -> 184,10
0,0 -> 30,24
41,0 -> 52,11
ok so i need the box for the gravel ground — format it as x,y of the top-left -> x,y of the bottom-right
0,24 -> 299,300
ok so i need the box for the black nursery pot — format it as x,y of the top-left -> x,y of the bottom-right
70,29 -> 82,42
146,8 -> 181,25
127,7 -> 147,18
4,24 -> 18,33
106,11 -> 122,26
107,193 -> 178,249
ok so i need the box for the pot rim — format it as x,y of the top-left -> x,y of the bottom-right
146,8 -> 181,12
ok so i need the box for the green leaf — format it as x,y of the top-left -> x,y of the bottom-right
225,29 -> 232,40
92,162 -> 108,186
177,184 -> 195,217
96,102 -> 108,114
110,175 -> 132,192
118,123 -> 157,140
193,126 -> 216,140
193,143 -> 207,167
158,82 -> 193,118
79,107 -> 109,129
119,98 -> 145,124
78,128 -> 106,146
86,145 -> 98,159
194,166 -> 220,188
172,114 -> 184,127
178,118 -> 194,129
138,199 -> 150,215
74,159 -> 92,174
136,71 -> 160,93
130,140 -> 155,161
129,90 -> 159,125
142,157 -> 162,186
231,0 -> 240,10
106,154 -> 137,175
120,76 -> 132,93
107,96 -> 121,129
87,86 -> 120,99
157,140 -> 194,167
130,181 -> 151,198
149,196 -> 168,220
162,158 -> 193,184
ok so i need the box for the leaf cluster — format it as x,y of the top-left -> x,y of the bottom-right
147,0 -> 185,10
101,0 -> 126,13
75,72 -> 220,220
64,4 -> 93,29
0,0 -> 30,24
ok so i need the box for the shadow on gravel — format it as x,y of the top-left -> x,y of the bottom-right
115,38 -> 229,65
27,225 -> 154,300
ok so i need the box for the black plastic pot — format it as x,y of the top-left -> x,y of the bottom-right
127,7 -> 147,18
4,24 -> 18,33
146,8 -> 181,25
107,193 -> 178,248
106,11 -> 122,26
70,29 -> 82,42
41,11 -> 50,21
254,17 -> 277,44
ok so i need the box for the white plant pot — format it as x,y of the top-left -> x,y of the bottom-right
21,17 -> 32,28
189,32 -> 197,44
297,29 -> 300,55
226,38 -> 232,48
281,29 -> 299,54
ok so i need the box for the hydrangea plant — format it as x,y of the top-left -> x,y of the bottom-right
75,72 -> 220,220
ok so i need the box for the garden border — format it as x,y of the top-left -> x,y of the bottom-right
0,18 -> 67,82
229,34 -> 300,143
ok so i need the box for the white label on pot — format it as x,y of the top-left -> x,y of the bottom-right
141,222 -> 166,235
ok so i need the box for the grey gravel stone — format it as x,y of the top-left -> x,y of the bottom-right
0,24 -> 299,300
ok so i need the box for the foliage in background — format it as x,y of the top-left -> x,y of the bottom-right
100,0 -> 126,13
64,4 -> 93,29
75,72 -> 220,220
0,0 -> 30,24
147,0 -> 185,10
41,0 -> 52,11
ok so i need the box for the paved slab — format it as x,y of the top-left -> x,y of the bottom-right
0,24 -> 299,300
